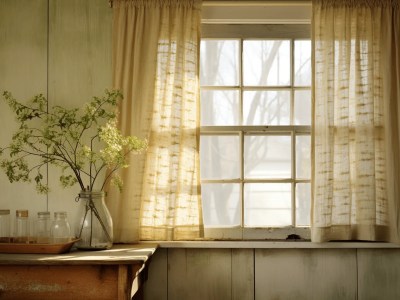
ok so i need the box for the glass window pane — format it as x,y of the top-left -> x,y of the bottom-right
200,40 -> 239,86
201,90 -> 240,126
202,183 -> 241,227
200,135 -> 240,180
294,90 -> 311,125
244,135 -> 291,179
296,183 -> 311,226
243,40 -> 290,86
244,183 -> 292,227
294,40 -> 311,86
296,135 -> 311,179
243,91 -> 290,125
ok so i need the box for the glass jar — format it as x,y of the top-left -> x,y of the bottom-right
75,191 -> 113,250
50,212 -> 71,244
0,209 -> 10,243
35,211 -> 51,244
15,209 -> 29,243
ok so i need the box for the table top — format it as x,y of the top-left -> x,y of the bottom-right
0,243 -> 158,265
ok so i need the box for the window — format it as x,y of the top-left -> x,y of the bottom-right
199,24 -> 311,239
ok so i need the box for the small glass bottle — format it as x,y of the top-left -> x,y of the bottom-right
15,209 -> 29,243
35,211 -> 51,244
50,211 -> 71,244
0,209 -> 11,243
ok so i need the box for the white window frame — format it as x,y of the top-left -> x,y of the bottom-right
202,1 -> 311,25
200,1 -> 312,240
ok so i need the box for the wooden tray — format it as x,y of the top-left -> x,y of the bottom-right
0,239 -> 80,254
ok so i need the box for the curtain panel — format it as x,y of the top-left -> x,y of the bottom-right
108,0 -> 203,242
312,0 -> 400,242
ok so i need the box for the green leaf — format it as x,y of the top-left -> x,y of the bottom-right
0,89 -> 146,194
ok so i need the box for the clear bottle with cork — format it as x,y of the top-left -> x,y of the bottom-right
15,209 -> 29,243
50,211 -> 71,243
0,209 -> 10,243
35,211 -> 51,244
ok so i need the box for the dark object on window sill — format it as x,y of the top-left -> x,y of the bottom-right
286,234 -> 302,240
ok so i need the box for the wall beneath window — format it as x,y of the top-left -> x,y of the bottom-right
143,247 -> 400,300
0,0 -> 112,230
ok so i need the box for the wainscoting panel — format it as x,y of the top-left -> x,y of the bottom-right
232,248 -> 254,300
255,249 -> 357,300
143,248 -> 168,300
0,0 -> 48,214
358,249 -> 400,300
144,248 -> 254,300
47,0 -> 112,216
143,247 -> 400,300
48,0 -> 112,104
0,0 -> 112,224
168,248 -> 233,300
0,0 -> 48,96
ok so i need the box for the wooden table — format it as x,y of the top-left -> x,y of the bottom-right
0,243 -> 158,300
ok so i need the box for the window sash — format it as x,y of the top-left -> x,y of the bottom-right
200,28 -> 311,240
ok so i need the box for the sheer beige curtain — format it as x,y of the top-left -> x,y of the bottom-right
108,0 -> 203,242
312,0 -> 400,242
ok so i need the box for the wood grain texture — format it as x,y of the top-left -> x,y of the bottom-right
48,0 -> 112,103
0,243 -> 157,265
143,248 -> 168,300
0,0 -> 48,218
46,0 -> 113,220
0,0 -> 48,96
0,0 -> 113,228
0,265 -> 118,300
0,244 -> 156,300
255,249 -> 357,300
232,249 -> 254,300
168,248 -> 233,300
141,246 -> 400,300
358,249 -> 400,300
144,248 -> 255,300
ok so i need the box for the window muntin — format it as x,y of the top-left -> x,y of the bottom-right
200,36 -> 311,239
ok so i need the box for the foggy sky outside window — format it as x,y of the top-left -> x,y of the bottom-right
200,39 -> 311,228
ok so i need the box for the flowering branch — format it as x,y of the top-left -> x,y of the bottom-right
0,90 -> 147,193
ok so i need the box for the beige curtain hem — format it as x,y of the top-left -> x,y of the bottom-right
311,225 -> 391,243
140,225 -> 204,241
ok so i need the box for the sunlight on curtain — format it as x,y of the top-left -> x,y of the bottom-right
108,0 -> 203,241
312,0 -> 400,242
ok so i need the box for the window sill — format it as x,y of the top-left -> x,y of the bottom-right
142,240 -> 400,249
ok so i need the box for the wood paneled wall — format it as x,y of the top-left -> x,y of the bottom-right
0,0 -> 112,228
144,247 -> 400,300
2,3 -> 400,300
0,0 -> 49,216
